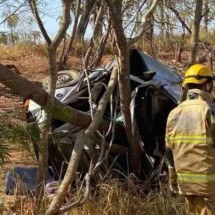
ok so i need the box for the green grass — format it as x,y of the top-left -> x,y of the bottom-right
0,113 -> 40,161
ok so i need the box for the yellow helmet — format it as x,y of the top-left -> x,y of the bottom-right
183,64 -> 213,86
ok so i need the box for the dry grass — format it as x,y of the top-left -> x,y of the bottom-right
0,44 -> 83,81
0,44 -> 48,61
0,44 -> 49,81
69,179 -> 186,215
0,179 -> 186,215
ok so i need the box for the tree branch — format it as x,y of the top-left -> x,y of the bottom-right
0,3 -> 25,25
28,0 -> 51,45
169,6 -> 191,34
58,172 -> 90,214
84,3 -> 103,67
128,0 -> 159,46
76,0 -> 97,42
51,0 -> 74,50
0,63 -> 94,126
59,0 -> 81,69
0,63 -> 127,135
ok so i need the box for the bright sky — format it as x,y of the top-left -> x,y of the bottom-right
0,0 -> 93,40
39,1 -> 62,37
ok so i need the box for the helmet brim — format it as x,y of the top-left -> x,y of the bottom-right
182,77 -> 208,87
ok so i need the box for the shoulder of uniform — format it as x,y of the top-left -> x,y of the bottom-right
167,105 -> 181,119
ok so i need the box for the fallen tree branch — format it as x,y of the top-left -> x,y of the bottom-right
0,63 -> 128,144
0,63 -> 96,129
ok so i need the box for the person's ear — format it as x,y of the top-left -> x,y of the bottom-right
206,82 -> 213,92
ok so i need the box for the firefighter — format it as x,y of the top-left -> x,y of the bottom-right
165,64 -> 215,215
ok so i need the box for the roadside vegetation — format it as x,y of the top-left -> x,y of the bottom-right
1,0 -> 215,214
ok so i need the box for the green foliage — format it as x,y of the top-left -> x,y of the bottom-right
0,114 -> 40,162
199,30 -> 215,46
0,143 -> 9,164
0,117 -> 10,164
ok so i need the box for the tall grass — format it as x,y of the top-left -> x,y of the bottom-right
70,180 -> 186,215
0,44 -> 48,61
0,179 -> 186,215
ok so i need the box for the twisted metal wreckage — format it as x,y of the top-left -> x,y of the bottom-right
5,49 -> 182,194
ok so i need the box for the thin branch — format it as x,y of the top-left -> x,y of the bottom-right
59,0 -> 81,68
76,0 -> 97,41
123,0 -> 147,31
84,3 -> 103,67
201,7 -> 210,19
51,0 -> 74,50
83,67 -> 94,119
85,66 -> 118,136
58,173 -> 91,214
0,3 -> 25,25
28,0 -> 51,45
169,6 -> 191,34
93,15 -> 111,67
128,0 -> 159,46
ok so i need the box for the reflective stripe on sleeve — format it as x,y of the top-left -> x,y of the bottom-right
168,135 -> 212,145
177,172 -> 215,183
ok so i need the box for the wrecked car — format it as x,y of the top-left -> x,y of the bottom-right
24,49 -> 182,182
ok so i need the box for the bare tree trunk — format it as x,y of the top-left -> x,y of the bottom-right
94,19 -> 111,67
28,0 -> 73,207
105,0 -> 132,143
84,4 -> 103,67
10,27 -> 14,44
203,0 -> 209,32
105,0 -> 142,176
159,1 -> 165,36
35,48 -> 58,202
175,29 -> 185,62
76,0 -> 97,43
59,0 -> 81,69
105,0 -> 159,176
144,15 -> 156,57
169,6 -> 191,34
189,0 -> 203,65
93,3 -> 104,43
